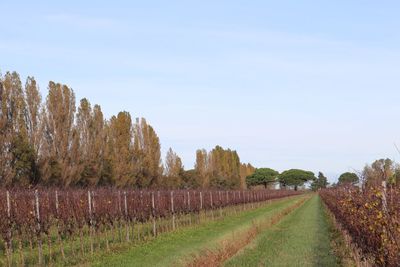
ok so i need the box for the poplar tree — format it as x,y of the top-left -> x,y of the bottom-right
133,118 -> 163,188
240,163 -> 255,189
0,70 -> 260,189
195,149 -> 209,188
108,111 -> 134,187
41,82 -> 78,186
163,148 -> 183,188
0,72 -> 38,186
205,146 -> 242,189
24,77 -> 43,155
76,99 -> 107,186
0,73 -> 14,186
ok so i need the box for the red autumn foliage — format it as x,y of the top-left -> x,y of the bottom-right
0,188 -> 300,253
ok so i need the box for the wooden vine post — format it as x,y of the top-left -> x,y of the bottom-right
200,191 -> 203,210
171,191 -> 175,230
151,192 -> 156,236
187,191 -> 191,225
55,190 -> 66,260
210,191 -> 214,219
5,191 -> 12,267
219,191 -> 222,217
34,190 -> 43,266
88,191 -> 94,255
124,191 -> 129,242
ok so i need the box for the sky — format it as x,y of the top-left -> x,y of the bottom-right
2,1 -> 400,183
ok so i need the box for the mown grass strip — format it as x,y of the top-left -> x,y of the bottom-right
224,195 -> 340,267
187,196 -> 309,267
90,195 -> 304,267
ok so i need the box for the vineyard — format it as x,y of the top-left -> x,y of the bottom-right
320,185 -> 400,266
0,188 -> 300,266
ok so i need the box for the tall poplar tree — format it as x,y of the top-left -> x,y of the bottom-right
41,81 -> 78,186
76,98 -> 107,186
195,149 -> 209,188
0,72 -> 39,186
0,74 -> 14,186
108,111 -> 134,187
240,163 -> 255,189
133,118 -> 163,188
163,148 -> 183,188
24,77 -> 42,155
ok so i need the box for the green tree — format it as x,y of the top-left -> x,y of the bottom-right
338,172 -> 359,185
246,168 -> 278,188
279,169 -> 316,190
0,72 -> 29,186
310,172 -> 329,191
181,169 -> 200,189
10,134 -> 39,186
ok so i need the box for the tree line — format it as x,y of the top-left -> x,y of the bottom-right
333,158 -> 400,188
245,167 -> 321,191
0,71 -> 256,189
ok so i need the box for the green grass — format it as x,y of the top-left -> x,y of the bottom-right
90,195 -> 305,267
224,195 -> 340,267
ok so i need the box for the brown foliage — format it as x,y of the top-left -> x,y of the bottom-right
320,186 -> 400,266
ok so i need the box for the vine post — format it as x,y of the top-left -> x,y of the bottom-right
219,191 -> 222,217
210,191 -> 214,219
55,190 -> 66,261
35,190 -> 43,266
88,191 -> 94,255
187,191 -> 191,225
171,191 -> 175,230
151,192 -> 156,237
5,190 -> 12,267
124,191 -> 129,242
200,191 -> 203,210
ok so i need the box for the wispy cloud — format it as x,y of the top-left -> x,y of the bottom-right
44,13 -> 119,29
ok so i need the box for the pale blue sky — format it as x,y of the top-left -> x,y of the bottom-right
2,1 -> 400,182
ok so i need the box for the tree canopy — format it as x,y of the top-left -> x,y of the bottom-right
279,169 -> 316,190
246,168 -> 279,188
0,70 -> 256,189
338,172 -> 359,185
310,172 -> 329,191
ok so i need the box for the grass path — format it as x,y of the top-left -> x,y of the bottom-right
90,195 -> 305,267
224,195 -> 340,267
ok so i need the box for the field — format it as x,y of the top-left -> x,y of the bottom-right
91,194 -> 344,267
